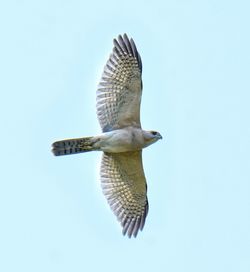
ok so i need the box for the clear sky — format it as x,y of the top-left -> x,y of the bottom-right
0,0 -> 249,271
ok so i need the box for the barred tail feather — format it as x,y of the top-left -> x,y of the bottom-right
52,137 -> 98,156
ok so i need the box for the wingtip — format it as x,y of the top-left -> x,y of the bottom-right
112,33 -> 142,72
123,33 -> 128,40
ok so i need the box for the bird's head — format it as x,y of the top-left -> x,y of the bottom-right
143,130 -> 162,147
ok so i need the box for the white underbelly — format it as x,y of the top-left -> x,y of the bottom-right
97,128 -> 144,153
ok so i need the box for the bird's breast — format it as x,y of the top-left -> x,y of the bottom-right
98,127 -> 145,153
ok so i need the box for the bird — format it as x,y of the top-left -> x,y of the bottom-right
52,34 -> 162,238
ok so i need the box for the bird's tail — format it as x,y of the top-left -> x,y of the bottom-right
52,136 -> 99,156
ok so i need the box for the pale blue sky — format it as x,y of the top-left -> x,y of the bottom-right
0,0 -> 249,271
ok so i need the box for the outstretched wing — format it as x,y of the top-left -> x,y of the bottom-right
101,151 -> 148,238
97,34 -> 143,132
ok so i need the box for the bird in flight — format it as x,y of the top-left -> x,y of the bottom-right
52,34 -> 162,238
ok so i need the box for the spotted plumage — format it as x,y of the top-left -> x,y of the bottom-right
52,34 -> 162,238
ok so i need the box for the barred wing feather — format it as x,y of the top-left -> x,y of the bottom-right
101,151 -> 148,238
96,34 -> 143,132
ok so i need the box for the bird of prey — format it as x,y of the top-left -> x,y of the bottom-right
52,34 -> 162,238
